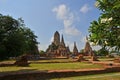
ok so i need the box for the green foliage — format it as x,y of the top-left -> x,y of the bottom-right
0,45 -> 7,60
89,0 -> 120,52
80,49 -> 84,53
0,14 -> 39,60
5,30 -> 25,57
97,48 -> 109,56
0,14 -> 19,60
20,27 -> 39,54
0,62 -> 103,72
39,50 -> 45,54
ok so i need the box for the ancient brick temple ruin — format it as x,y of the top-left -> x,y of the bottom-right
73,42 -> 79,56
46,31 -> 96,58
84,36 -> 98,61
46,31 -> 71,57
84,36 -> 93,56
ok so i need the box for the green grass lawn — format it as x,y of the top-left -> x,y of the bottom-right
0,62 -> 103,72
0,60 -> 15,63
29,58 -> 75,63
0,57 -> 114,73
0,58 -> 119,79
0,57 -> 115,73
98,57 -> 114,61
51,72 -> 120,80
30,62 -> 103,70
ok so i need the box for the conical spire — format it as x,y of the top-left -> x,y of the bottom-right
53,31 -> 60,46
66,46 -> 70,53
61,35 -> 64,43
84,36 -> 92,56
60,34 -> 65,47
86,36 -> 88,42
73,42 -> 78,55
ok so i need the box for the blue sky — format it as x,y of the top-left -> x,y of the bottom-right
0,0 -> 101,51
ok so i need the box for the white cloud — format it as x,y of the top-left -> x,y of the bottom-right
80,36 -> 87,43
52,4 -> 67,20
64,26 -> 80,36
80,4 -> 91,14
53,4 -> 81,36
64,19 -> 73,28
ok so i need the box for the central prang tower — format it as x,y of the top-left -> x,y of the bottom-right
46,31 -> 70,57
53,31 -> 60,46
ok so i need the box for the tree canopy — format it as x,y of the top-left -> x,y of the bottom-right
89,0 -> 120,52
0,14 -> 39,60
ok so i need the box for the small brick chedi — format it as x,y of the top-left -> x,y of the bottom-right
84,36 -> 98,61
84,36 -> 93,56
46,31 -> 70,57
73,42 -> 79,56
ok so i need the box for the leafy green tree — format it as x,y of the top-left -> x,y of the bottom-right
22,27 -> 39,54
39,50 -> 45,54
0,14 -> 18,44
97,48 -> 109,56
0,14 -> 39,60
5,29 -> 25,57
0,14 -> 19,59
89,0 -> 120,52
80,49 -> 84,53
18,18 -> 39,55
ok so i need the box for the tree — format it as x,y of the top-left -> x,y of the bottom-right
80,49 -> 84,53
17,18 -> 39,55
89,0 -> 120,52
97,48 -> 109,56
5,29 -> 25,57
0,14 -> 19,59
0,14 -> 39,60
21,27 -> 39,55
39,50 -> 45,54
0,14 -> 18,45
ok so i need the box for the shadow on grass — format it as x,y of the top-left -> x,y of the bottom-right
0,68 -> 49,80
0,63 -> 120,80
0,68 -> 120,80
